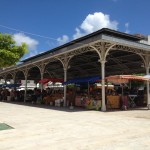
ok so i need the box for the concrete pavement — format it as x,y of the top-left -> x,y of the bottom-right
0,102 -> 150,150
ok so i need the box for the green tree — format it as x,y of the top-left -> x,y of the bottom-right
0,33 -> 28,68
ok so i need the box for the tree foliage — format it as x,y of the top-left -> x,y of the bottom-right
0,33 -> 28,68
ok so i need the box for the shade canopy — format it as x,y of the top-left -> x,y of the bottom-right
39,78 -> 64,84
64,76 -> 101,85
0,84 -> 21,88
106,75 -> 149,84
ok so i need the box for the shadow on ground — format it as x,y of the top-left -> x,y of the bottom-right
0,101 -> 148,113
0,101 -> 89,112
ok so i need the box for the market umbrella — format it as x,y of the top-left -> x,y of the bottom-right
106,75 -> 149,96
106,75 -> 149,83
39,78 -> 50,84
63,76 -> 100,85
0,84 -> 21,88
63,76 -> 101,95
39,78 -> 64,84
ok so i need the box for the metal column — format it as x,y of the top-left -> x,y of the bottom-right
39,62 -> 45,93
101,60 -> 106,111
146,67 -> 150,109
64,68 -> 67,107
40,72 -> 44,92
24,75 -> 27,102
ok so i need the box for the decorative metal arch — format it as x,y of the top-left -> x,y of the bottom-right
66,46 -> 93,57
5,73 -> 14,80
56,54 -> 73,71
15,70 -> 26,80
0,75 -> 4,79
27,64 -> 41,72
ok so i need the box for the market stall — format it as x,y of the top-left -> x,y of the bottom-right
39,78 -> 64,106
106,75 -> 150,109
107,95 -> 120,109
64,76 -> 102,110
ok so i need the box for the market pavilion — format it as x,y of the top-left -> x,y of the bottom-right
1,28 -> 150,111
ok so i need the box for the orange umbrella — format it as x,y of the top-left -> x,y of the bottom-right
106,75 -> 149,84
106,75 -> 149,97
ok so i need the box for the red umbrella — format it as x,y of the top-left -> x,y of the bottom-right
39,78 -> 50,84
39,78 -> 64,84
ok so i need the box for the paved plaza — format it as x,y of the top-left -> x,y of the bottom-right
0,102 -> 150,150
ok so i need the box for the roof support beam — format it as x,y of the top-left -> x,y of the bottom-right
143,55 -> 150,109
56,54 -> 73,107
90,42 -> 116,111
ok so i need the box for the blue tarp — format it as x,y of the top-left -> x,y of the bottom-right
63,76 -> 101,85
0,84 -> 21,88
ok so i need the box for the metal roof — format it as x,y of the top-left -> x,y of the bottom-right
0,28 -> 149,81
22,28 -> 142,62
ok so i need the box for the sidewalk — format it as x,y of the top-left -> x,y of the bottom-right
0,102 -> 150,150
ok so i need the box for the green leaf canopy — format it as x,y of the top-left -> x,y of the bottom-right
0,33 -> 28,68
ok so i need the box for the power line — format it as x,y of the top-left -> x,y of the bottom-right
0,24 -> 57,41
0,24 -> 86,46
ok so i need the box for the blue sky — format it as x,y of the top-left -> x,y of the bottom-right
0,0 -> 150,60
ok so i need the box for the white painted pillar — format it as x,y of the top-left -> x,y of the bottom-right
40,62 -> 45,92
64,68 -> 67,107
88,82 -> 90,95
146,67 -> 150,109
12,76 -> 15,91
4,77 -> 6,84
101,60 -> 106,111
12,76 -> 15,84
24,75 -> 27,102
40,72 -> 44,92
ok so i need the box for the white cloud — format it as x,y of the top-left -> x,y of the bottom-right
73,12 -> 118,39
73,28 -> 85,40
57,35 -> 69,45
125,22 -> 130,33
13,33 -> 39,57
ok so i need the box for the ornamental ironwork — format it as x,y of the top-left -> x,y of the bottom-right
66,46 -> 93,57
114,45 -> 149,55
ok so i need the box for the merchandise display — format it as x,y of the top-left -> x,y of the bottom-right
75,92 -> 102,110
107,95 -> 120,109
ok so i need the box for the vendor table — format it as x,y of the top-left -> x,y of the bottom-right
107,95 -> 120,109
128,95 -> 137,107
